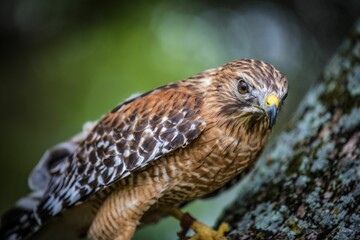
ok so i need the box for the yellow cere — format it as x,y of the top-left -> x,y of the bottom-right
265,94 -> 279,107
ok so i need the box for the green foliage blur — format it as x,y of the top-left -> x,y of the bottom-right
0,0 -> 358,239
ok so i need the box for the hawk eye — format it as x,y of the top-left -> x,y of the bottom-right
237,80 -> 248,94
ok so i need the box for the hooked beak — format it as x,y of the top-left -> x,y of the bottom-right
265,94 -> 279,129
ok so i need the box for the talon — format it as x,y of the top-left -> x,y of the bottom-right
217,222 -> 230,236
190,220 -> 229,240
166,208 -> 229,240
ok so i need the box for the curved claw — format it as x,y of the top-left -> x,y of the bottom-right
165,208 -> 230,240
189,221 -> 229,240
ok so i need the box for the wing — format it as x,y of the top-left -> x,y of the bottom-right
37,86 -> 206,221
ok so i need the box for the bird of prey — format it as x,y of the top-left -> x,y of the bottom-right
0,59 -> 288,240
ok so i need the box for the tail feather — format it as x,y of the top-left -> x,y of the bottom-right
1,192 -> 95,240
0,192 -> 43,240
1,121 -> 98,239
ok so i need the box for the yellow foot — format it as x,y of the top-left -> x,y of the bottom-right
189,221 -> 230,240
165,208 -> 230,240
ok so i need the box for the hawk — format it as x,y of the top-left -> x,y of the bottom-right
0,59 -> 288,240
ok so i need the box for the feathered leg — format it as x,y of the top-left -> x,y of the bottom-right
88,177 -> 165,240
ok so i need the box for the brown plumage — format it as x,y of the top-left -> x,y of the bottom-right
0,59 -> 288,240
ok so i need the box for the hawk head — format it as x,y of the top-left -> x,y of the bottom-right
212,59 -> 288,130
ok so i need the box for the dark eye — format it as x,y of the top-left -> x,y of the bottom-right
237,80 -> 248,94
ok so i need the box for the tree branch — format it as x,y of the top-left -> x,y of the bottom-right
217,19 -> 360,240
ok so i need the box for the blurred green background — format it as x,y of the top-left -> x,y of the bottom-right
0,0 -> 359,239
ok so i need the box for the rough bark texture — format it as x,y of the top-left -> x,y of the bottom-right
217,20 -> 360,240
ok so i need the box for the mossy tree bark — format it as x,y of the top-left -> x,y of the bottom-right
217,20 -> 360,240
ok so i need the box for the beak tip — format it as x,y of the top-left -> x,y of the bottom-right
266,104 -> 278,129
